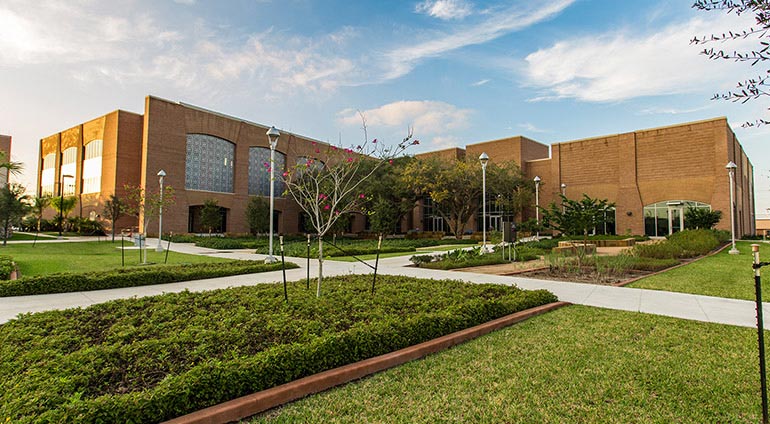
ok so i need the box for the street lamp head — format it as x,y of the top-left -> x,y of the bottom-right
157,169 -> 166,177
479,152 -> 489,166
266,126 -> 280,147
534,176 -> 541,184
726,161 -> 737,171
560,183 -> 567,189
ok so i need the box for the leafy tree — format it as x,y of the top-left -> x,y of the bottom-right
359,156 -> 418,235
246,196 -> 270,236
692,0 -> 770,126
540,194 -> 615,265
283,123 -> 417,297
124,184 -> 176,264
685,207 -> 723,229
102,194 -> 126,242
199,199 -> 223,236
401,157 -> 530,239
0,184 -> 30,245
0,151 -> 22,184
50,196 -> 77,232
29,195 -> 50,233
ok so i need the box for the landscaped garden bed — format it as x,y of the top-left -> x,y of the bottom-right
0,260 -> 295,297
0,276 -> 556,423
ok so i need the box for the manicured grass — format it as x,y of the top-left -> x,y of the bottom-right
252,306 -> 763,423
2,232 -> 56,241
0,241 -> 230,276
629,241 -> 770,301
0,276 -> 555,422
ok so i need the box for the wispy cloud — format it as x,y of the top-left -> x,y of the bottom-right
383,0 -> 575,80
471,78 -> 490,86
337,100 -> 473,137
637,105 -> 712,115
518,122 -> 550,133
415,0 -> 473,20
523,12 -> 757,102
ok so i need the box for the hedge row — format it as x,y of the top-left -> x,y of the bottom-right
0,255 -> 14,280
0,276 -> 557,423
0,260 -> 297,297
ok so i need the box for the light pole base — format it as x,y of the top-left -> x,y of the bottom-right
265,255 -> 278,263
729,247 -> 740,255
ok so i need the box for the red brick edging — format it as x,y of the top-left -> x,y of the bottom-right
163,301 -> 570,424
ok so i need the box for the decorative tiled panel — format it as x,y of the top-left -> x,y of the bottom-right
248,147 -> 285,196
185,134 -> 235,193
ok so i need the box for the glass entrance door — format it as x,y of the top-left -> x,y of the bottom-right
667,206 -> 683,235
432,216 -> 445,233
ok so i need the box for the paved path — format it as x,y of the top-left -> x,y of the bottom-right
1,237 -> 768,329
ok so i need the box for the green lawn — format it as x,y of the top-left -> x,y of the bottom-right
252,306 -> 763,423
629,241 -> 770,301
0,241 -> 230,276
2,232 -> 57,242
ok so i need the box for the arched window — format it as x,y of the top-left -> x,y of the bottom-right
643,200 -> 711,237
248,147 -> 286,196
60,147 -> 77,195
185,134 -> 235,193
82,140 -> 102,194
41,153 -> 56,196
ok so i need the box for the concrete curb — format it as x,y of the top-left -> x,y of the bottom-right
163,301 -> 570,424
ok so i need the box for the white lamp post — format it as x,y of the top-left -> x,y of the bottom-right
57,174 -> 74,239
479,152 -> 489,253
560,183 -> 567,212
266,126 -> 280,263
727,161 -> 740,254
534,176 -> 541,238
156,170 -> 166,252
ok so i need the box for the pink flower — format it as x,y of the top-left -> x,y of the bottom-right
331,146 -> 337,150
413,140 -> 420,145
347,157 -> 353,162
324,205 -> 330,210
315,149 -> 320,153
356,145 -> 362,150
312,141 -> 317,145
372,139 -> 377,144
359,193 -> 365,199
388,159 -> 394,165
282,172 -> 289,177
263,162 -> 269,167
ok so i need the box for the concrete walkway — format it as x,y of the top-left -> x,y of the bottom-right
1,237 -> 768,330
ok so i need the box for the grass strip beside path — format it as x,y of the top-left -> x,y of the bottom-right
252,305 -> 764,423
629,241 -> 770,301
0,241 -> 231,276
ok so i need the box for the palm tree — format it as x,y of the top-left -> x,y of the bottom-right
50,196 -> 77,233
30,195 -> 51,233
0,151 -> 22,184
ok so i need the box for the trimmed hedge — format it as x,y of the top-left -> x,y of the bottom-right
0,276 -> 557,423
0,255 -> 14,280
0,260 -> 297,297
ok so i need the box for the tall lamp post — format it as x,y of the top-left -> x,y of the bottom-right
560,183 -> 567,212
479,152 -> 489,252
727,161 -> 740,254
534,176 -> 541,238
266,126 -> 281,263
156,170 -> 166,252
58,173 -> 74,239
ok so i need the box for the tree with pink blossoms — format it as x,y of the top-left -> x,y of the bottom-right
283,123 -> 417,296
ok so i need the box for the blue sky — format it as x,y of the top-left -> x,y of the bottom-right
2,0 -> 769,217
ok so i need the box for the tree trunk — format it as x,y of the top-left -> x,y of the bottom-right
111,223 -> 116,243
316,238 -> 324,297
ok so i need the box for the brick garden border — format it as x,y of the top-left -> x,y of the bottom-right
163,301 -> 570,424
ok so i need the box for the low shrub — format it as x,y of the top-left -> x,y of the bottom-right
194,237 -> 247,250
0,255 -> 14,280
632,229 -> 725,260
415,246 -> 536,270
0,260 -> 296,297
0,276 -> 557,423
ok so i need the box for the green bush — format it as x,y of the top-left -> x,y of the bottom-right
0,276 -> 557,423
194,237 -> 247,250
632,229 -> 725,260
0,255 -> 14,280
0,260 -> 296,297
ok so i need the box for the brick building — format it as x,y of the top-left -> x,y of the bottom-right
38,99 -> 754,238
0,134 -> 11,186
37,95 -> 366,236
416,117 -> 754,237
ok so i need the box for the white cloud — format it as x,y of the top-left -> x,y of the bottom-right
637,105 -> 712,115
173,0 -> 196,4
518,122 -> 550,133
471,78 -> 490,86
337,100 -> 473,136
385,0 -> 575,80
523,12 -> 758,102
431,135 -> 462,148
415,0 -> 473,20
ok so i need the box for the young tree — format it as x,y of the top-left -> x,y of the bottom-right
125,184 -> 176,264
692,1 -> 770,126
102,194 -> 126,242
402,157 -> 530,239
29,195 -> 50,233
540,194 -> 615,265
246,196 -> 270,236
199,199 -> 223,236
0,184 -> 30,246
283,126 -> 417,297
685,207 -> 723,229
50,196 -> 77,232
359,156 -> 419,235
